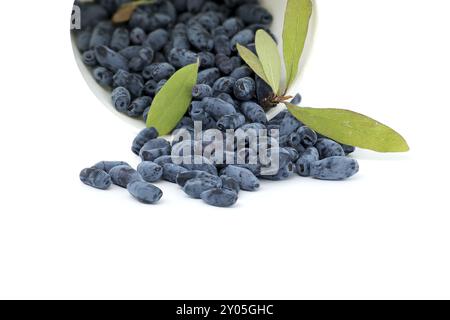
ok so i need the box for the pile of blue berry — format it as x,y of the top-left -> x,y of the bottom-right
76,0 -> 359,207
74,0 -> 277,118
80,117 -> 359,207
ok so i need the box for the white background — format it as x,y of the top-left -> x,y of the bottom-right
0,0 -> 449,299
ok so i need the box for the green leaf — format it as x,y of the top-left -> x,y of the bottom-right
286,103 -> 409,152
255,30 -> 282,95
236,44 -> 270,85
146,62 -> 199,135
283,0 -> 313,91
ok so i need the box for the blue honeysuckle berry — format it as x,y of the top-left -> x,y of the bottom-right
200,188 -> 238,208
296,147 -> 320,177
315,138 -> 346,159
233,77 -> 256,101
221,165 -> 260,191
80,168 -> 112,190
127,181 -> 163,204
183,177 -> 223,199
137,162 -> 163,183
132,127 -> 159,155
310,157 -> 359,181
109,165 -> 142,188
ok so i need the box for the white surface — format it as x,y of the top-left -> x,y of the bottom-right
0,0 -> 449,300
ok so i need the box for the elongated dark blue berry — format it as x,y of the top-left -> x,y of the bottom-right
284,147 -> 300,162
93,161 -> 130,173
203,97 -> 237,120
168,48 -> 198,68
198,52 -> 216,68
132,127 -> 159,155
342,144 -> 356,155
76,28 -> 93,52
109,165 -> 142,188
236,4 -> 273,25
127,96 -> 152,117
201,188 -> 238,207
187,22 -> 214,51
217,113 -> 246,130
144,29 -> 169,51
79,4 -> 108,29
114,71 -> 143,98
137,161 -> 163,183
130,27 -> 146,45
163,163 -> 188,183
119,45 -> 143,60
230,29 -> 254,52
297,126 -> 318,147
223,17 -> 244,37
82,50 -> 97,67
89,21 -> 113,49
142,63 -> 175,81
310,156 -> 359,181
197,68 -> 220,86
80,168 -> 112,190
176,171 -> 221,187
93,67 -> 113,87
198,11 -> 221,31
147,14 -> 172,31
129,47 -> 154,72
262,162 -> 294,181
187,0 -> 206,13
230,66 -> 252,80
234,77 -> 256,101
215,54 -> 234,75
220,175 -> 240,194
178,157 -> 218,176
255,77 -> 275,109
127,181 -> 163,204
110,27 -> 130,51
213,77 -> 236,94
214,35 -> 231,56
315,138 -> 345,159
296,147 -> 320,177
221,165 -> 260,191
240,102 -> 267,124
291,93 -> 302,105
94,45 -> 128,73
111,87 -> 131,113
153,155 -> 174,167
287,132 -> 302,147
183,177 -> 222,199
279,113 -> 302,136
172,23 -> 190,50
218,98 -> 239,116
142,80 -> 158,96
140,138 -> 172,161
192,84 -> 213,100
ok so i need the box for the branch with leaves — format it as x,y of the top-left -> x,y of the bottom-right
237,0 -> 409,153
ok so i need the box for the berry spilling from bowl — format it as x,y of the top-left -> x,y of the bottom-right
73,0 -> 408,207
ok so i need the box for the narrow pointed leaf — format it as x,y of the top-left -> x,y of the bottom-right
255,30 -> 282,94
146,62 -> 199,135
283,0 -> 312,91
112,3 -> 139,23
286,103 -> 409,152
236,44 -> 270,85
112,0 -> 155,24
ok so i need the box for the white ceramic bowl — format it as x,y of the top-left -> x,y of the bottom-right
72,0 -> 316,128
